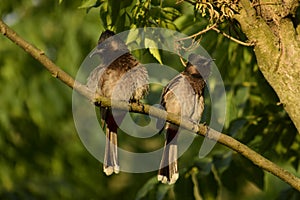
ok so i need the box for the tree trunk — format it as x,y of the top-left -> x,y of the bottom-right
235,0 -> 300,133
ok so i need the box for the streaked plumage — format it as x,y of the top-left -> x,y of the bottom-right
87,30 -> 149,175
157,53 -> 212,184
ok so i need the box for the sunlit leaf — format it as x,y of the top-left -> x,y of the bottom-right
1,0 -> 299,199
126,29 -> 140,45
145,38 -> 163,64
78,0 -> 100,9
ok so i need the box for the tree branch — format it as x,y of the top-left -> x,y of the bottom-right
0,19 -> 93,101
234,0 -> 300,134
1,19 -> 299,191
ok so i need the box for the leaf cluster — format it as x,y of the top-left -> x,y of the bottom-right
193,0 -> 239,23
0,0 -> 299,199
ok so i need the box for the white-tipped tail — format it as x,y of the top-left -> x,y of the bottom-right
104,165 -> 120,176
158,143 -> 179,184
103,128 -> 119,176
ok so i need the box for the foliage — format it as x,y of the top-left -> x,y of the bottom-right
0,0 -> 299,200
194,0 -> 239,23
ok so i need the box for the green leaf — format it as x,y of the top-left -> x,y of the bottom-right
157,184 -> 172,200
193,157 -> 213,175
126,29 -> 140,45
174,173 -> 195,200
222,154 -> 265,191
78,0 -> 101,9
213,153 -> 232,172
108,0 -> 121,27
149,48 -> 163,64
145,38 -> 163,64
97,1 -> 109,28
228,118 -> 247,137
198,170 -> 219,199
135,177 -> 158,200
277,187 -> 300,200
162,7 -> 181,16
161,7 -> 181,21
289,150 -> 300,171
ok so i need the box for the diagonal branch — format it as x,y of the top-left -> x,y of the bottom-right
1,19 -> 299,191
0,19 -> 93,100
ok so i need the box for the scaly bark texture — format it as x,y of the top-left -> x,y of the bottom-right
235,0 -> 300,133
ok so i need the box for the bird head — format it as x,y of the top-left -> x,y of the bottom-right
90,30 -> 129,60
186,53 -> 213,79
98,30 -> 115,44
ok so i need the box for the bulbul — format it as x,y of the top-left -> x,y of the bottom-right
157,53 -> 212,184
86,30 -> 149,175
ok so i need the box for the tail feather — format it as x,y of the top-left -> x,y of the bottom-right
102,110 -> 125,176
103,128 -> 119,175
158,127 -> 179,184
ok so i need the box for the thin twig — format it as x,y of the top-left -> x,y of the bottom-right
179,56 -> 187,67
176,23 -> 217,42
212,27 -> 255,46
175,23 -> 215,68
0,19 -> 299,191
190,168 -> 203,200
178,0 -> 254,47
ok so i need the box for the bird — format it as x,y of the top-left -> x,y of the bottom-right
86,30 -> 149,176
157,53 -> 212,184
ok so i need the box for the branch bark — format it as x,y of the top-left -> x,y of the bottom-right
234,0 -> 300,133
1,19 -> 299,191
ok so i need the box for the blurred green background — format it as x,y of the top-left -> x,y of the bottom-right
0,0 -> 299,199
